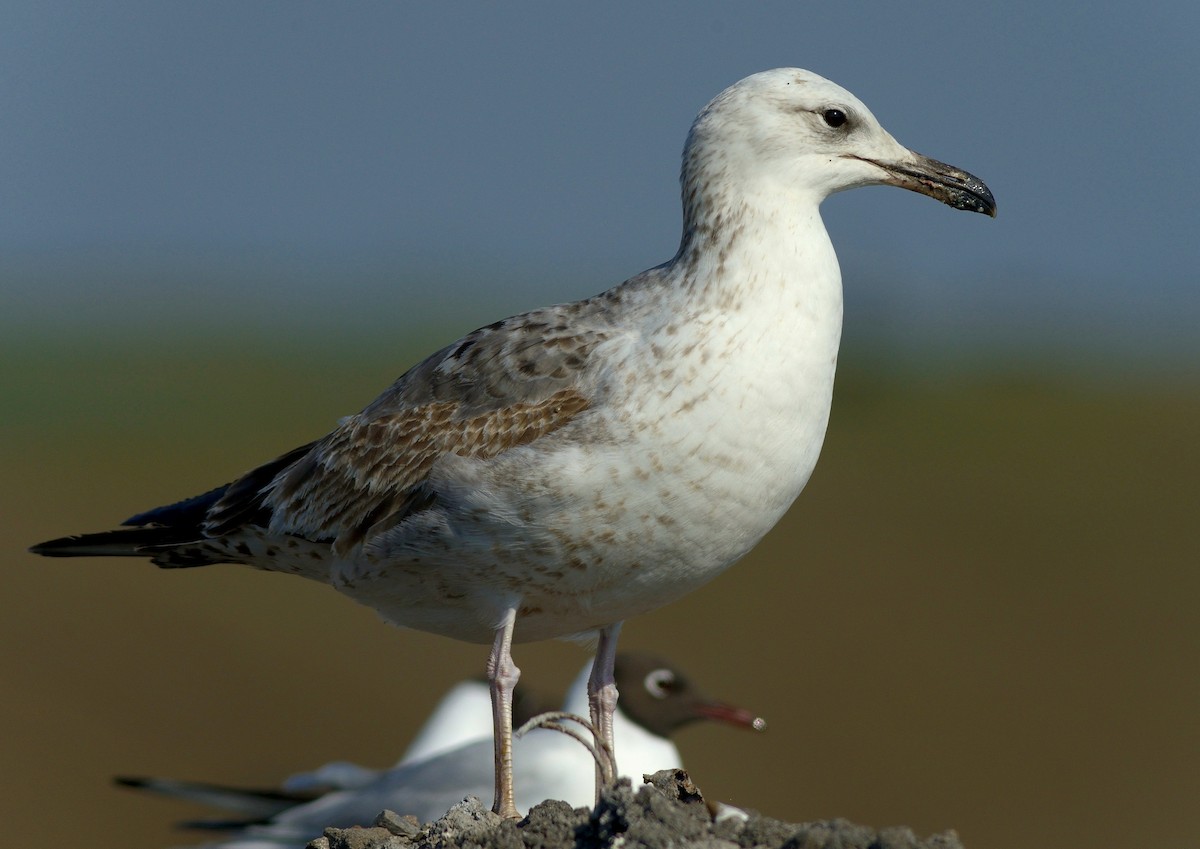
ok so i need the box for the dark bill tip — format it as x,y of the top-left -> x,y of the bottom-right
856,152 -> 997,217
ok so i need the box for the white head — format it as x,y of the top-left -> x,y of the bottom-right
680,68 -> 994,237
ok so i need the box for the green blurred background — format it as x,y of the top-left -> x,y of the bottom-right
4,3 -> 1199,849
6,333 -> 1197,848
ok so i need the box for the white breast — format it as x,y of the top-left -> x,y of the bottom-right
338,203 -> 844,644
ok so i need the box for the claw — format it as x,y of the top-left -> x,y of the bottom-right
515,710 -> 617,787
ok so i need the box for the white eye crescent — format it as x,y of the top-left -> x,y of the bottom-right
644,668 -> 675,699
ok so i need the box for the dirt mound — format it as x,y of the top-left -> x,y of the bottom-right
310,769 -> 964,849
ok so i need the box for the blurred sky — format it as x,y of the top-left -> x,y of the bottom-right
3,2 -> 1198,371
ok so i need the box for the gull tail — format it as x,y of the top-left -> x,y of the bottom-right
28,485 -> 229,567
29,442 -> 319,567
30,526 -> 206,559
114,775 -> 313,829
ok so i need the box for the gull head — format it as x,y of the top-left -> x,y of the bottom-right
683,68 -> 996,218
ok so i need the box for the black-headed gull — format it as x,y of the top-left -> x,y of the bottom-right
120,654 -> 763,847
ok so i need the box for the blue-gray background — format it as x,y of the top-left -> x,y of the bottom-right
4,2 -> 1197,371
5,5 -> 1198,849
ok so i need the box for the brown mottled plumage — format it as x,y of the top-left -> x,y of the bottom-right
262,388 -> 591,555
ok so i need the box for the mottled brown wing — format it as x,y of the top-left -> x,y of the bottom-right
205,302 -> 614,555
262,387 -> 590,553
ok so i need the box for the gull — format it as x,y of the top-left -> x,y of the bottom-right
118,654 -> 763,847
115,672 -> 547,823
30,68 -> 994,819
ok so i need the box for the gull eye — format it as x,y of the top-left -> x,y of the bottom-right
822,109 -> 848,128
643,668 -> 676,699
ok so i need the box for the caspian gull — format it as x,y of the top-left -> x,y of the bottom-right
31,68 -> 994,818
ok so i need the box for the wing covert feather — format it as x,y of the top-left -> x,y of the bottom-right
206,303 -> 617,552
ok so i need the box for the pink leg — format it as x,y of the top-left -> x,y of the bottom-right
487,607 -> 521,819
587,621 -> 623,802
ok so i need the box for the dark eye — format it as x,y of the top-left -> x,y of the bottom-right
822,109 -> 848,128
644,669 -> 676,699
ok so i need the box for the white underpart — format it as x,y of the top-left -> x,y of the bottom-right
280,679 -> 496,796
394,680 -> 495,765
329,69 -> 906,646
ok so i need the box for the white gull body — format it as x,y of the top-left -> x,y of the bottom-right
211,669 -> 675,848
33,68 -> 994,817
117,673 -> 527,818
114,682 -> 500,833
278,677 -> 498,796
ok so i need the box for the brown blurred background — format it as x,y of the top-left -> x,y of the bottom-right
4,7 -> 1199,846
5,334 -> 1197,848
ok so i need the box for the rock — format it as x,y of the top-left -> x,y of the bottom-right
309,824 -> 411,849
375,810 -> 422,839
308,770 -> 964,849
